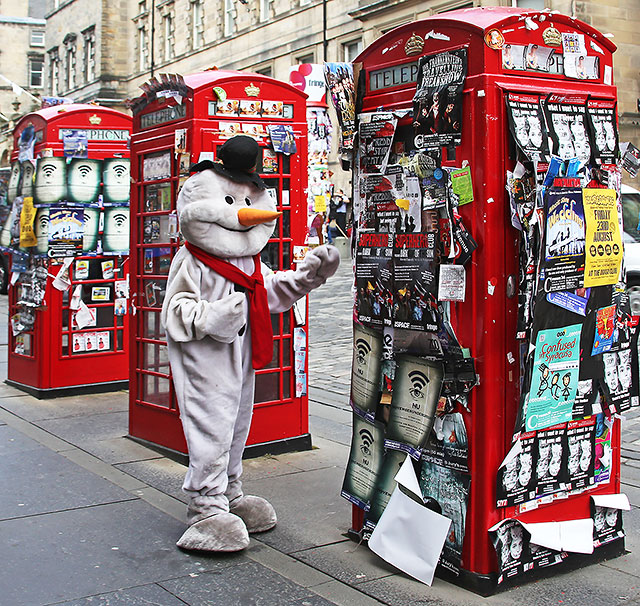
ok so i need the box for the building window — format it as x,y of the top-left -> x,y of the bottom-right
255,65 -> 273,77
297,53 -> 314,65
192,0 -> 204,49
224,0 -> 236,37
31,30 -> 45,47
64,35 -> 77,91
259,0 -> 272,22
514,0 -> 545,8
48,48 -> 60,96
29,57 -> 44,88
138,25 -> 148,71
343,40 -> 362,62
163,13 -> 175,61
83,27 -> 96,82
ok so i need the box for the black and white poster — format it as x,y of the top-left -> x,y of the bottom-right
602,349 -> 632,413
341,414 -> 386,510
586,98 -> 619,165
534,422 -> 567,497
364,448 -> 407,529
566,417 -> 596,492
544,93 -> 591,163
506,92 -> 550,162
422,412 -> 469,473
496,432 -> 537,507
393,233 -> 439,332
355,232 -> 394,328
419,460 -> 471,576
540,188 -> 585,293
358,112 -> 398,174
412,48 -> 467,149
490,520 -> 567,585
385,354 -> 444,456
350,323 -> 383,418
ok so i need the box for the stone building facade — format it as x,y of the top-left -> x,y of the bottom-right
0,0 -> 46,166
2,0 -> 639,184
43,0 -> 130,105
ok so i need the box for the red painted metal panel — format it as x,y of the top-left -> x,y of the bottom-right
351,8 -> 619,579
128,71 -> 310,454
8,105 -> 132,393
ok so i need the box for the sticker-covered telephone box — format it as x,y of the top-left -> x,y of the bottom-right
338,7 -> 634,594
128,70 -> 310,457
5,104 -> 132,397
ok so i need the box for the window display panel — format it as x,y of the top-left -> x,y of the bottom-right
142,278 -> 167,308
140,372 -> 172,408
142,341 -> 171,374
143,311 -> 166,340
255,371 -> 281,404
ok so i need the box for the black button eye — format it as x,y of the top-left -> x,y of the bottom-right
225,196 -> 234,205
245,197 -> 251,206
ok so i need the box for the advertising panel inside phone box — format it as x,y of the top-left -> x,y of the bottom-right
331,6 -> 636,594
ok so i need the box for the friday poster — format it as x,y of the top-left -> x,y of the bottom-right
541,188 -> 585,294
393,232 -> 439,332
525,324 -> 581,432
583,188 -> 622,288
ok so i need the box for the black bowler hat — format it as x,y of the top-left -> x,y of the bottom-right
190,135 -> 266,190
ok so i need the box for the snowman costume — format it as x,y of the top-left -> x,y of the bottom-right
161,136 -> 339,552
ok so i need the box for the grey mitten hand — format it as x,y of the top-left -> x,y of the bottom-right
296,244 -> 340,289
205,292 -> 246,342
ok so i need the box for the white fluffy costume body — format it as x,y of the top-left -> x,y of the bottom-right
161,135 -> 340,552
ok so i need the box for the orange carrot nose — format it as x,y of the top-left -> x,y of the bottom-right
237,207 -> 282,226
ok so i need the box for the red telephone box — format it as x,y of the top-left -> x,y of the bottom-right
350,7 -> 623,592
6,104 -> 132,397
128,70 -> 311,458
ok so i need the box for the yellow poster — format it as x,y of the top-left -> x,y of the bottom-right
19,196 -> 37,248
314,195 -> 327,213
583,188 -> 622,287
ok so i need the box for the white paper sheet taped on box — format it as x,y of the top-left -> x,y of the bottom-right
368,455 -> 451,586
591,493 -> 630,511
489,518 -> 594,554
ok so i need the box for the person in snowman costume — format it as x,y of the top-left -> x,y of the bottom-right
161,135 -> 340,552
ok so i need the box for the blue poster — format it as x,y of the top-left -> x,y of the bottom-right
267,124 -> 297,155
526,323 -> 581,431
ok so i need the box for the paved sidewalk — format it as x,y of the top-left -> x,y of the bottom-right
0,263 -> 639,605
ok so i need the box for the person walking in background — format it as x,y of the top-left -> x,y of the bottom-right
310,211 -> 325,246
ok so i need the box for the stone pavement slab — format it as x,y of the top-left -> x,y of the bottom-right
0,499 -> 246,606
0,425 -> 136,520
159,560 -> 340,606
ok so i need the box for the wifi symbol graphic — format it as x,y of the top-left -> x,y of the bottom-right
355,338 -> 372,364
38,214 -> 49,230
111,163 -> 128,179
41,164 -> 57,179
76,164 -> 93,179
359,427 -> 374,456
408,370 -> 429,399
111,213 -> 127,229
